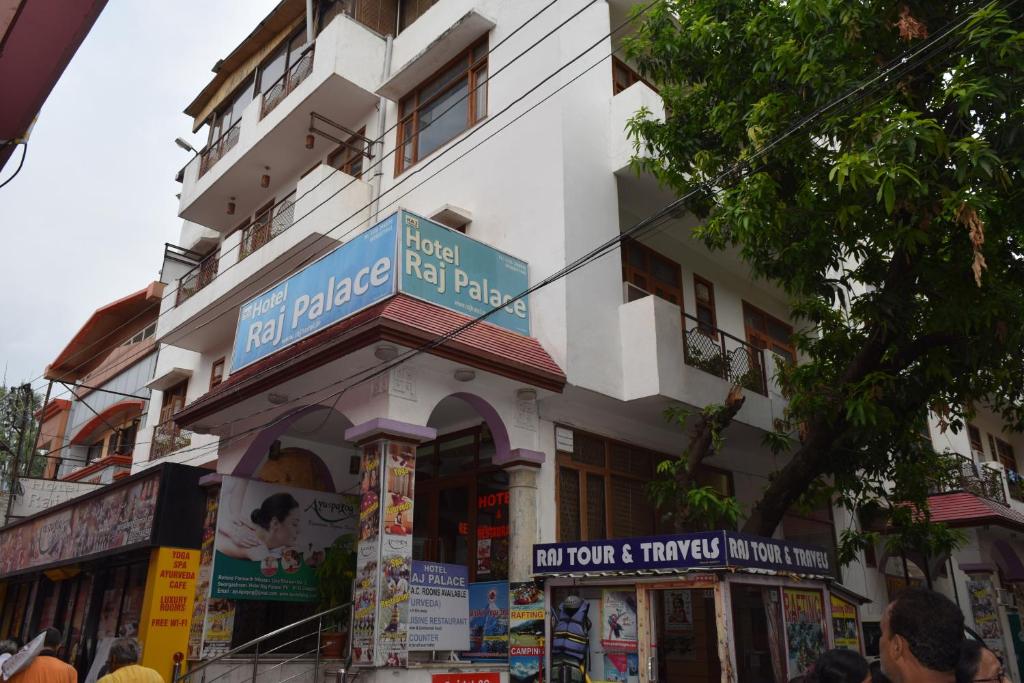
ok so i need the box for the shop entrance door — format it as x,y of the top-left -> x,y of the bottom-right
645,587 -> 720,683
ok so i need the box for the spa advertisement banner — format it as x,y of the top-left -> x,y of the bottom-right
210,476 -> 357,602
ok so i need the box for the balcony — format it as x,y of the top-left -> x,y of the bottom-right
936,454 -> 1007,505
610,78 -> 664,176
175,250 -> 219,306
619,289 -> 785,432
160,165 -> 372,353
178,14 -> 386,231
151,419 -> 193,460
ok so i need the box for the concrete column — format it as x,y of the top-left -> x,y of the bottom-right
497,449 -> 546,583
345,418 -> 435,669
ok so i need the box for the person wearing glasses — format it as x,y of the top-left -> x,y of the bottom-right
956,640 -> 1012,683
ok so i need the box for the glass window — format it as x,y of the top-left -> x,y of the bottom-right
260,48 -> 288,93
396,38 -> 487,173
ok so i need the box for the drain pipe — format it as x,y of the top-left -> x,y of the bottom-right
305,0 -> 314,44
370,34 -> 394,223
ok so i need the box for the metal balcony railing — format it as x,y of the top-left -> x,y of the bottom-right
933,453 -> 1007,505
176,251 -> 220,306
151,420 -> 193,460
199,119 -> 241,177
682,312 -> 768,395
1006,468 -> 1024,503
261,47 -> 315,119
240,194 -> 296,260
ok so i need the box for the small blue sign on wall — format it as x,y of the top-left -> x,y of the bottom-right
228,210 -> 532,373
398,212 -> 530,335
230,215 -> 399,372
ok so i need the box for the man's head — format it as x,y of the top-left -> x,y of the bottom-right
42,628 -> 62,651
880,588 -> 963,682
107,638 -> 141,672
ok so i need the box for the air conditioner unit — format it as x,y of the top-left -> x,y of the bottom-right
997,588 -> 1017,609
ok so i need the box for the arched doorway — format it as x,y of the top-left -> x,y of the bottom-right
413,395 -> 511,582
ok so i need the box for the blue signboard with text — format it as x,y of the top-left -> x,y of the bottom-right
532,531 -> 832,576
229,210 -> 532,372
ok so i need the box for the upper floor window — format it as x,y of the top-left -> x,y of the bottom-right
210,357 -> 226,390
693,274 -> 717,334
122,322 -> 156,347
397,39 -> 488,174
621,238 -> 682,305
742,302 -> 795,362
259,29 -> 314,118
995,437 -> 1018,472
968,424 -> 984,456
209,77 -> 254,146
327,127 -> 368,178
398,0 -> 439,32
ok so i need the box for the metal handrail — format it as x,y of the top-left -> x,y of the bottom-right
175,602 -> 351,683
199,119 -> 242,177
681,311 -> 768,395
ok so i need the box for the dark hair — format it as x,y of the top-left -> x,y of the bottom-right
888,588 -> 964,672
250,493 -> 299,529
108,638 -> 141,665
955,639 -> 985,683
42,627 -> 62,649
809,649 -> 869,683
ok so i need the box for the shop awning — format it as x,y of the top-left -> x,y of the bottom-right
175,294 -> 566,427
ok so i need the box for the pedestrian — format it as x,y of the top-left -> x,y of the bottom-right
7,628 -> 76,683
97,638 -> 163,683
956,639 -> 1010,683
879,587 -> 964,683
807,648 -> 871,683
0,640 -> 18,667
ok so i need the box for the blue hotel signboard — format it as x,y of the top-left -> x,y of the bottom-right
230,210 -> 531,372
532,531 -> 832,576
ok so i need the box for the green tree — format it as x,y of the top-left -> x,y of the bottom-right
0,385 -> 45,489
625,0 -> 1024,557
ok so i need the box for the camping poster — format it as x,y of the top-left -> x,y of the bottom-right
784,589 -> 827,678
509,582 -> 545,683
602,589 -> 639,652
830,595 -> 860,651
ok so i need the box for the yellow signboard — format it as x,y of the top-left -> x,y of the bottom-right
830,594 -> 860,652
138,547 -> 200,680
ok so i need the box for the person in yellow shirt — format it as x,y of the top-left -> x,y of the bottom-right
97,639 -> 163,683
8,628 -> 76,683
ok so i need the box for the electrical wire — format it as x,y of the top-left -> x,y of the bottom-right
0,142 -> 27,190
26,0 -> 1009,470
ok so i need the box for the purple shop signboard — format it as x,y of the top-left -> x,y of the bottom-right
532,531 -> 831,576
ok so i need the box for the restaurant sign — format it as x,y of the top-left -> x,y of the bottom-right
8,477 -> 103,518
230,210 -> 531,372
532,531 -> 832,576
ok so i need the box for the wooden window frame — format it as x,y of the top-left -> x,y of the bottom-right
327,127 -> 368,178
621,238 -> 683,306
693,274 -> 717,335
611,55 -> 656,96
995,436 -> 1018,472
395,37 -> 488,175
554,426 -> 733,541
968,424 -> 984,456
742,301 -> 796,361
210,357 -> 226,390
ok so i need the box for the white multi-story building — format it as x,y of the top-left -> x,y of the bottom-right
120,1 -> 1024,681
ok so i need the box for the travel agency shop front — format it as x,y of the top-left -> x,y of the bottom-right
171,209 -> 566,673
532,531 -> 866,683
0,462 -> 206,682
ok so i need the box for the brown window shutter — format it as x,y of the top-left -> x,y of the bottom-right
355,0 -> 398,36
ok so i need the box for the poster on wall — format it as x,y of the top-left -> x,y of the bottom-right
967,577 -> 1006,662
602,589 -> 639,653
664,590 -> 694,632
783,589 -> 827,678
465,581 -> 510,661
210,476 -> 357,602
352,442 -> 382,666
603,653 -> 640,682
830,595 -> 860,651
509,582 -> 545,683
409,561 -> 470,651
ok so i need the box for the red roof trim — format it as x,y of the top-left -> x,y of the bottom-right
62,454 -> 132,482
68,400 -> 145,445
927,491 -> 1024,533
175,294 -> 565,427
34,398 -> 71,421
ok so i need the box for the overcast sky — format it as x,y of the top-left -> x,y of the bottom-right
0,1 -> 278,390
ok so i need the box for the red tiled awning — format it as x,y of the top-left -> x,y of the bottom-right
175,294 -> 565,427
926,492 -> 1024,532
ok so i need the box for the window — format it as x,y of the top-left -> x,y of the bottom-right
413,424 -> 508,581
121,322 -> 156,346
621,238 -> 683,305
968,424 -> 984,457
995,437 -> 1018,473
612,56 -> 651,95
160,381 -> 189,425
397,39 -> 488,174
113,420 -> 139,456
742,302 -> 795,362
556,427 -> 733,540
210,357 -> 226,390
327,127 -> 368,178
259,29 -> 313,118
399,0 -> 438,32
693,274 -> 717,333
86,441 -> 103,464
208,76 -> 254,147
